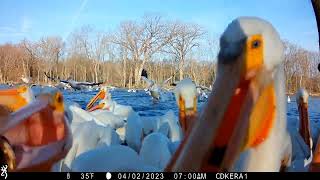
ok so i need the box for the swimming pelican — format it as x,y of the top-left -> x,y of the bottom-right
0,90 -> 72,171
86,86 -> 133,120
286,88 -> 313,171
128,89 -> 137,93
296,89 -> 312,150
166,17 -> 291,172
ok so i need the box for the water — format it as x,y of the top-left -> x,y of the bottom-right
54,88 -> 208,117
2,85 -> 320,143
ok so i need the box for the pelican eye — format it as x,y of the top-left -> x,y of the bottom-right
252,40 -> 261,49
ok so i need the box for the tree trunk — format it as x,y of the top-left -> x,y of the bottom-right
135,62 -> 146,87
129,66 -> 133,88
179,58 -> 184,81
0,70 -> 3,83
122,58 -> 127,87
94,62 -> 99,82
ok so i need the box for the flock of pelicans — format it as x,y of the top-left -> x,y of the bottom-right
0,17 -> 320,172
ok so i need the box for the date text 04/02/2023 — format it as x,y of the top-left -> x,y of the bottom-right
75,172 -> 246,180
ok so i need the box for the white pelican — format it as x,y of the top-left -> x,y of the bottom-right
140,110 -> 183,142
141,69 -> 174,101
0,90 -> 72,171
60,121 -> 121,171
71,145 -> 160,172
128,89 -> 137,93
86,86 -> 134,120
286,88 -> 313,171
89,109 -> 125,129
125,111 -> 144,152
166,17 -> 291,172
64,101 -> 125,130
139,133 -> 172,170
44,72 -> 103,91
296,89 -> 312,150
21,75 -> 32,84
61,88 -> 126,130
174,78 -> 197,134
297,89 -> 320,172
139,78 -> 198,142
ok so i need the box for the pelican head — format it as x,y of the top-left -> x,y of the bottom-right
174,78 -> 197,134
0,85 -> 35,112
86,86 -> 111,111
0,90 -> 71,171
296,88 -> 312,150
168,17 -> 288,172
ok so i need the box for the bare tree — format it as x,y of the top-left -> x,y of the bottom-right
113,15 -> 177,86
164,22 -> 204,80
37,36 -> 64,83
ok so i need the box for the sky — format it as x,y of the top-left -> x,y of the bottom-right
0,0 -> 318,51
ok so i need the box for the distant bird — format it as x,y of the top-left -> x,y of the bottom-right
166,17 -> 292,172
20,75 -> 37,88
141,69 -> 174,101
44,72 -> 103,91
128,89 -> 137,93
21,75 -> 32,84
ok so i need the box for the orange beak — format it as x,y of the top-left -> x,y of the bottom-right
87,103 -> 106,112
178,95 -> 197,134
86,90 -> 106,110
166,34 -> 278,171
297,98 -> 312,150
0,86 -> 30,111
310,137 -> 320,171
0,91 -> 72,171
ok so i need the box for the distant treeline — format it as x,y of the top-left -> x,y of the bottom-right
0,15 -> 319,94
